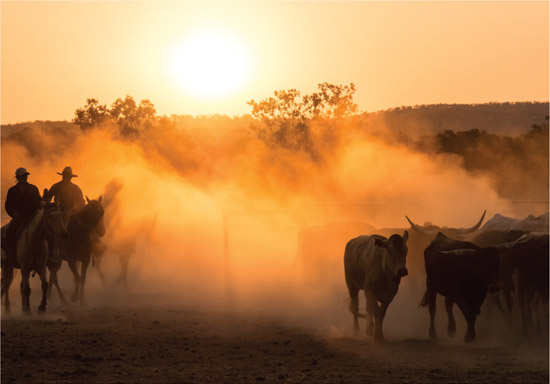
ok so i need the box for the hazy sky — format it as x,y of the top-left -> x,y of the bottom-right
1,1 -> 548,124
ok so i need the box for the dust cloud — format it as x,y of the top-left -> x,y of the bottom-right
1,116 -> 546,342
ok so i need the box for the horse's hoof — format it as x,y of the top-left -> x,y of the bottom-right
464,332 -> 475,343
23,309 -> 32,316
38,306 -> 46,314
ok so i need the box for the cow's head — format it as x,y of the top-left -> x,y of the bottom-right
374,231 -> 409,277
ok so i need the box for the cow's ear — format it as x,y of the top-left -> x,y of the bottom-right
403,230 -> 409,243
374,238 -> 386,248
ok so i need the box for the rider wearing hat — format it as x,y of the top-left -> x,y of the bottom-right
43,166 -> 85,218
3,167 -> 42,259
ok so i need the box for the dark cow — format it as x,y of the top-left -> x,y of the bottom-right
344,231 -> 409,340
421,232 -> 500,342
500,234 -> 549,335
471,230 -> 529,317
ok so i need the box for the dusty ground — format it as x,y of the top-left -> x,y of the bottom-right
2,300 -> 548,384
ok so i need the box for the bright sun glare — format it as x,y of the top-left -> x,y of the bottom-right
169,29 -> 251,98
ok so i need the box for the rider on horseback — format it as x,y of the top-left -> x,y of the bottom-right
43,166 -> 86,267
43,166 -> 85,218
3,168 -> 42,261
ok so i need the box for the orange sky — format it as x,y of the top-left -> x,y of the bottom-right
1,1 -> 548,124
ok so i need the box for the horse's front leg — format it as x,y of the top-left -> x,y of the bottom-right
79,258 -> 90,305
20,269 -> 32,315
48,266 -> 66,303
68,260 -> 81,303
37,267 -> 49,314
1,265 -> 14,313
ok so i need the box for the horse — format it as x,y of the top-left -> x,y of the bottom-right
1,202 -> 67,314
47,196 -> 105,305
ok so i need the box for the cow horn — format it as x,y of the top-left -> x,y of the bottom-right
405,215 -> 435,237
495,234 -> 535,251
454,210 -> 487,235
438,249 -> 476,256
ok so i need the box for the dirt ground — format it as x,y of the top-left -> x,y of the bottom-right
2,297 -> 548,384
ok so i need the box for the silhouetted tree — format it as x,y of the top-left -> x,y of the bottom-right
110,96 -> 156,139
247,83 -> 358,160
74,96 -> 156,138
73,98 -> 109,131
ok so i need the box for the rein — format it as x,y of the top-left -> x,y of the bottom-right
74,211 -> 90,230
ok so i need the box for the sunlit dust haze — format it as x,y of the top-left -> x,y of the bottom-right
3,113 -> 546,341
1,0 -> 549,343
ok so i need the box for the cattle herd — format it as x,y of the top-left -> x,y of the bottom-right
342,211 -> 549,342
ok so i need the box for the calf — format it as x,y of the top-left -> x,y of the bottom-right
344,231 -> 409,340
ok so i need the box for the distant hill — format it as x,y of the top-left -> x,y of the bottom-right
361,102 -> 549,137
1,120 -> 78,139
2,102 -> 548,138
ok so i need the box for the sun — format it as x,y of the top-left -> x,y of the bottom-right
169,29 -> 251,98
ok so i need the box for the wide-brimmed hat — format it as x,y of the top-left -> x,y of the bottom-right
15,167 -> 30,178
57,166 -> 78,178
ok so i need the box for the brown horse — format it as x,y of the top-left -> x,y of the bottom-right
1,202 -> 67,314
47,196 -> 105,305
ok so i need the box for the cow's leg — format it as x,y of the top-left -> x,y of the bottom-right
364,291 -> 377,337
68,260 -> 81,303
37,267 -> 49,314
455,298 -> 476,342
20,269 -> 32,315
445,297 -> 456,338
79,259 -> 90,305
347,285 -> 360,335
503,288 -> 514,318
374,301 -> 389,341
426,289 -> 438,340
524,285 -> 536,334
1,266 -> 14,313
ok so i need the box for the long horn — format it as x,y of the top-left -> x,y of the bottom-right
437,249 -> 477,256
454,210 -> 487,235
405,215 -> 436,237
495,233 -> 536,252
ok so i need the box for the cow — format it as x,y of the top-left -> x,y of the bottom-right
499,233 -> 549,336
421,232 -> 500,342
344,231 -> 409,341
471,230 -> 530,317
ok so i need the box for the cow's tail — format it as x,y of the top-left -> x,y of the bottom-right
419,290 -> 428,308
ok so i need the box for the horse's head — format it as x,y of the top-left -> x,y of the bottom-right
44,202 -> 69,239
85,195 -> 105,236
